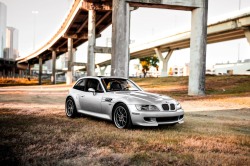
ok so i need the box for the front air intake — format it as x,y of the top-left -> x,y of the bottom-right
156,116 -> 179,122
170,104 -> 175,110
162,104 -> 176,111
162,104 -> 169,111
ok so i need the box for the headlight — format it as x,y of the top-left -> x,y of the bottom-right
135,105 -> 159,111
176,102 -> 182,110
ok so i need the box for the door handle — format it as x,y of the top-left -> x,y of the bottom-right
80,95 -> 85,97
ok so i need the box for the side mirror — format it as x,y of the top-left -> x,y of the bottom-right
88,88 -> 96,96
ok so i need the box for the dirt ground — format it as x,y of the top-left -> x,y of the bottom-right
0,77 -> 250,165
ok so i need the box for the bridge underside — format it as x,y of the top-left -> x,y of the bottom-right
17,0 -> 209,95
0,58 -> 27,78
22,11 -> 112,65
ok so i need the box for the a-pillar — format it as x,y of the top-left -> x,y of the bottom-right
39,56 -> 43,85
51,50 -> 56,84
188,0 -> 208,96
155,48 -> 174,77
67,38 -> 73,85
244,28 -> 250,48
87,10 -> 96,76
111,0 -> 130,78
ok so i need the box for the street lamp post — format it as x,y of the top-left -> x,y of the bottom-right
32,11 -> 38,51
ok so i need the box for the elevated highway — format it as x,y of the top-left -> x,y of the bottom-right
17,0 -> 112,64
15,0 -> 209,95
97,7 -> 250,75
17,0 -> 113,84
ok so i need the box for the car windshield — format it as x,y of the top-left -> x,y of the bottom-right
102,78 -> 141,92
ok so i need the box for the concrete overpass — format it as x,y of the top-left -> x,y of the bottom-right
0,58 -> 27,78
97,7 -> 250,76
16,0 -> 113,85
16,0 -> 209,96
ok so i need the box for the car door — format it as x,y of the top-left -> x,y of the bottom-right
72,78 -> 87,110
79,78 -> 104,113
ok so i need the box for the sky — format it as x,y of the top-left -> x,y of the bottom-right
1,0 -> 250,74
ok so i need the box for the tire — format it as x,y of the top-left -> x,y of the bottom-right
113,103 -> 133,129
65,97 -> 78,118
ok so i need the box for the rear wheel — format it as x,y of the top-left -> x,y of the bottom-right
113,103 -> 133,129
65,97 -> 78,118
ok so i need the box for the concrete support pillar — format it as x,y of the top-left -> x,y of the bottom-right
3,69 -> 5,78
8,71 -> 10,78
51,51 -> 56,84
67,38 -> 73,85
111,0 -> 130,78
155,48 -> 174,77
87,10 -> 96,76
188,1 -> 208,96
244,28 -> 250,48
12,68 -> 15,78
19,70 -> 22,78
39,57 -> 43,85
98,65 -> 107,76
28,63 -> 31,77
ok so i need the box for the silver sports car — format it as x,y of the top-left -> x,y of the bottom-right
65,76 -> 184,129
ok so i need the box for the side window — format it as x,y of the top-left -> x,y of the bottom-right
73,79 -> 86,91
86,79 -> 104,93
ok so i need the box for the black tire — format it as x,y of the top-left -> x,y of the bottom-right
65,97 -> 78,118
113,103 -> 133,129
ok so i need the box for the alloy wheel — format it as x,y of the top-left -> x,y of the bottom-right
114,106 -> 128,128
66,99 -> 74,116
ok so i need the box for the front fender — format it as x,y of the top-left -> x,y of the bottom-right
109,98 -> 135,120
67,89 -> 81,110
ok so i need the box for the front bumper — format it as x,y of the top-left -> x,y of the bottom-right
127,105 -> 184,126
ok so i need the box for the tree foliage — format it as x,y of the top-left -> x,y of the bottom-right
139,55 -> 159,78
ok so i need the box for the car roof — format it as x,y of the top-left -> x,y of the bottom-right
78,76 -> 128,80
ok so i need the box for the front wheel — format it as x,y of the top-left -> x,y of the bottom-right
65,97 -> 78,118
113,103 -> 133,129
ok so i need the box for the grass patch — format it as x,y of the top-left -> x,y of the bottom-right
132,75 -> 250,101
0,78 -> 67,87
0,109 -> 249,165
1,75 -> 250,165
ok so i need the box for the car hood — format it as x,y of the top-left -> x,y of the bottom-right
105,91 -> 176,105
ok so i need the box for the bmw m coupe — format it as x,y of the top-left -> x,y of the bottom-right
65,76 -> 184,129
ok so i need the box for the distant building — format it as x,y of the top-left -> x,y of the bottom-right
169,63 -> 215,76
215,59 -> 250,75
6,27 -> 19,59
135,66 -> 160,77
206,67 -> 215,75
171,65 -> 184,76
0,2 -> 7,58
